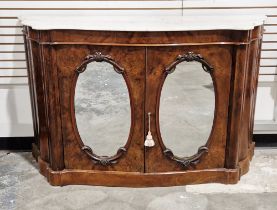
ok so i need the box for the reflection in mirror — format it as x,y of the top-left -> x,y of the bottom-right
159,61 -> 215,158
75,62 -> 131,157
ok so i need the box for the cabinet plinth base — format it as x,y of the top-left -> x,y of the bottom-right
38,157 -> 239,187
37,157 -> 249,187
36,142 -> 254,187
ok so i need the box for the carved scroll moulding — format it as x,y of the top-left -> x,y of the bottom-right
74,52 -> 131,165
159,52 -> 215,168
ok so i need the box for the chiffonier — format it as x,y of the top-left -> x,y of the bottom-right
21,15 -> 265,187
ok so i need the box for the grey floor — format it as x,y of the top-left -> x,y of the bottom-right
0,148 -> 277,210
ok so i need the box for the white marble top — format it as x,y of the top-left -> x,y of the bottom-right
20,15 -> 266,31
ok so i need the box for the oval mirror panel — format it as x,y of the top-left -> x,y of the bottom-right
159,61 -> 215,158
74,61 -> 131,157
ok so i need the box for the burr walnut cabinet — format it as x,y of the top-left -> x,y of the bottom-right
22,15 -> 265,187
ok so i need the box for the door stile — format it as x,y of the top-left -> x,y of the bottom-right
143,47 -> 147,173
144,47 -> 176,172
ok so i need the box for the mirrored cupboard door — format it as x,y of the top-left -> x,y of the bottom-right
57,46 -> 146,172
145,46 -> 232,172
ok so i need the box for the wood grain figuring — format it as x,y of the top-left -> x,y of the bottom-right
24,26 -> 263,186
225,45 -> 248,169
56,45 -> 145,172
238,29 -> 261,164
74,52 -> 129,166
146,45 -> 232,172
